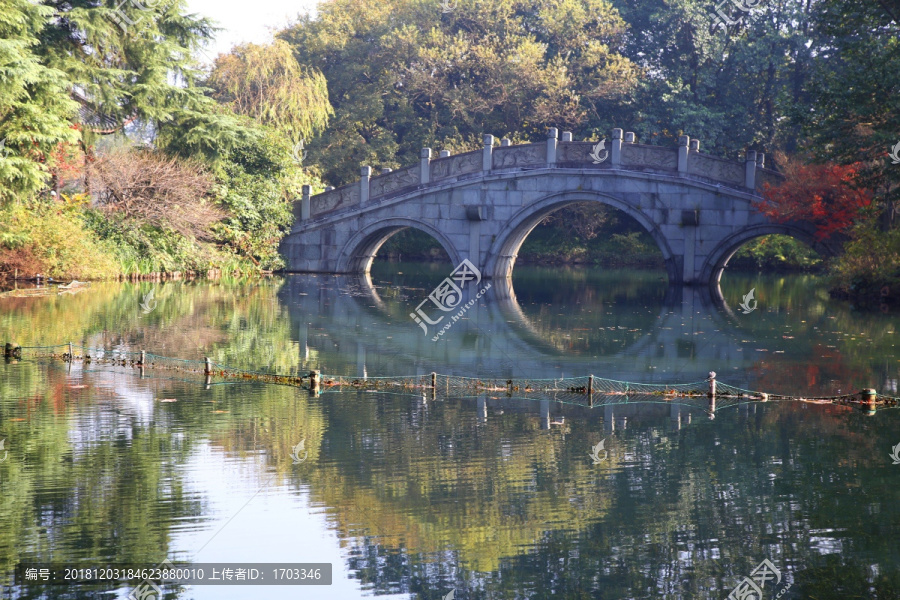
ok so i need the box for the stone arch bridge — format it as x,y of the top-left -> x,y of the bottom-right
280,128 -> 839,286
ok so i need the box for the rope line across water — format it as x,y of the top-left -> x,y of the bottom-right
3,341 -> 899,410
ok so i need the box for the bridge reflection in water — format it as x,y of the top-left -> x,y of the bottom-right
279,271 -> 772,423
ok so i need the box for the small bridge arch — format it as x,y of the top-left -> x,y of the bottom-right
337,219 -> 461,274
701,223 -> 841,284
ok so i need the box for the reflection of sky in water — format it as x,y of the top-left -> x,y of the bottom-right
167,444 -> 401,599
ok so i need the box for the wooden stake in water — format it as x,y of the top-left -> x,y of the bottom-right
708,371 -> 717,398
588,374 -> 594,408
68,342 -> 74,360
309,370 -> 321,397
205,357 -> 212,376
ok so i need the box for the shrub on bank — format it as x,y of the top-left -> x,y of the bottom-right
828,222 -> 900,305
0,198 -> 119,280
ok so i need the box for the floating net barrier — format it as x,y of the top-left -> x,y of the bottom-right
4,341 -> 899,411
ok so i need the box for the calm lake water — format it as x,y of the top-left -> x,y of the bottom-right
1,264 -> 899,599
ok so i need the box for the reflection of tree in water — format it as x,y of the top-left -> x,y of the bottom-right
302,393 -> 900,600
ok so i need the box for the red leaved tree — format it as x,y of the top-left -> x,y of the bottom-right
754,157 -> 873,241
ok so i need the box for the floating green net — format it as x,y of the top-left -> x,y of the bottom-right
4,341 -> 898,411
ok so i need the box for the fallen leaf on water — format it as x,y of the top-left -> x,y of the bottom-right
9,418 -> 26,422
212,410 -> 229,414
159,398 -> 178,403
68,384 -> 88,389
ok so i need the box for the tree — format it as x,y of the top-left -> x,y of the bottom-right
279,0 -> 641,186
795,0 -> 900,228
0,0 -> 79,202
755,157 -> 872,241
610,0 -> 820,155
207,40 -> 333,146
88,148 -> 223,240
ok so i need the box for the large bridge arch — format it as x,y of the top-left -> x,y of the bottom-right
484,190 -> 680,283
336,218 -> 461,274
700,223 -> 840,285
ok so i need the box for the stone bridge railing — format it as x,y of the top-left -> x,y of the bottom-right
295,128 -> 782,222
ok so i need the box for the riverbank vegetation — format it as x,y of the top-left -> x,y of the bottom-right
0,0 -> 897,304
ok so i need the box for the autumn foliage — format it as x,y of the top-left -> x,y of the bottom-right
754,159 -> 872,241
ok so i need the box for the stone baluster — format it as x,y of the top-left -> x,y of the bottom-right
483,134 -> 494,172
439,150 -> 451,158
500,138 -> 511,147
678,136 -> 690,174
324,186 -> 334,191
611,128 -> 624,166
381,167 -> 393,174
624,131 -> 636,144
300,184 -> 311,220
547,127 -> 558,165
360,166 -> 371,206
744,151 -> 757,188
757,153 -> 765,168
561,131 -> 573,142
690,139 -> 700,153
420,148 -> 431,185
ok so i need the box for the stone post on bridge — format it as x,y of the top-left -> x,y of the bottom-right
483,134 -> 494,172
420,148 -> 431,184
744,151 -> 757,189
611,128 -> 623,165
300,184 -> 311,220
360,166 -> 371,206
561,131 -> 573,142
439,149 -> 451,157
547,127 -> 558,165
500,138 -> 511,147
678,136 -> 690,173
624,131 -> 636,144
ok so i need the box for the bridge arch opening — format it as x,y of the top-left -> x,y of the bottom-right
720,234 -> 824,274
373,228 -> 451,265
485,191 -> 679,284
701,224 -> 837,286
337,220 -> 460,275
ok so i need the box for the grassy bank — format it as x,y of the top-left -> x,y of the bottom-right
0,198 -> 259,284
